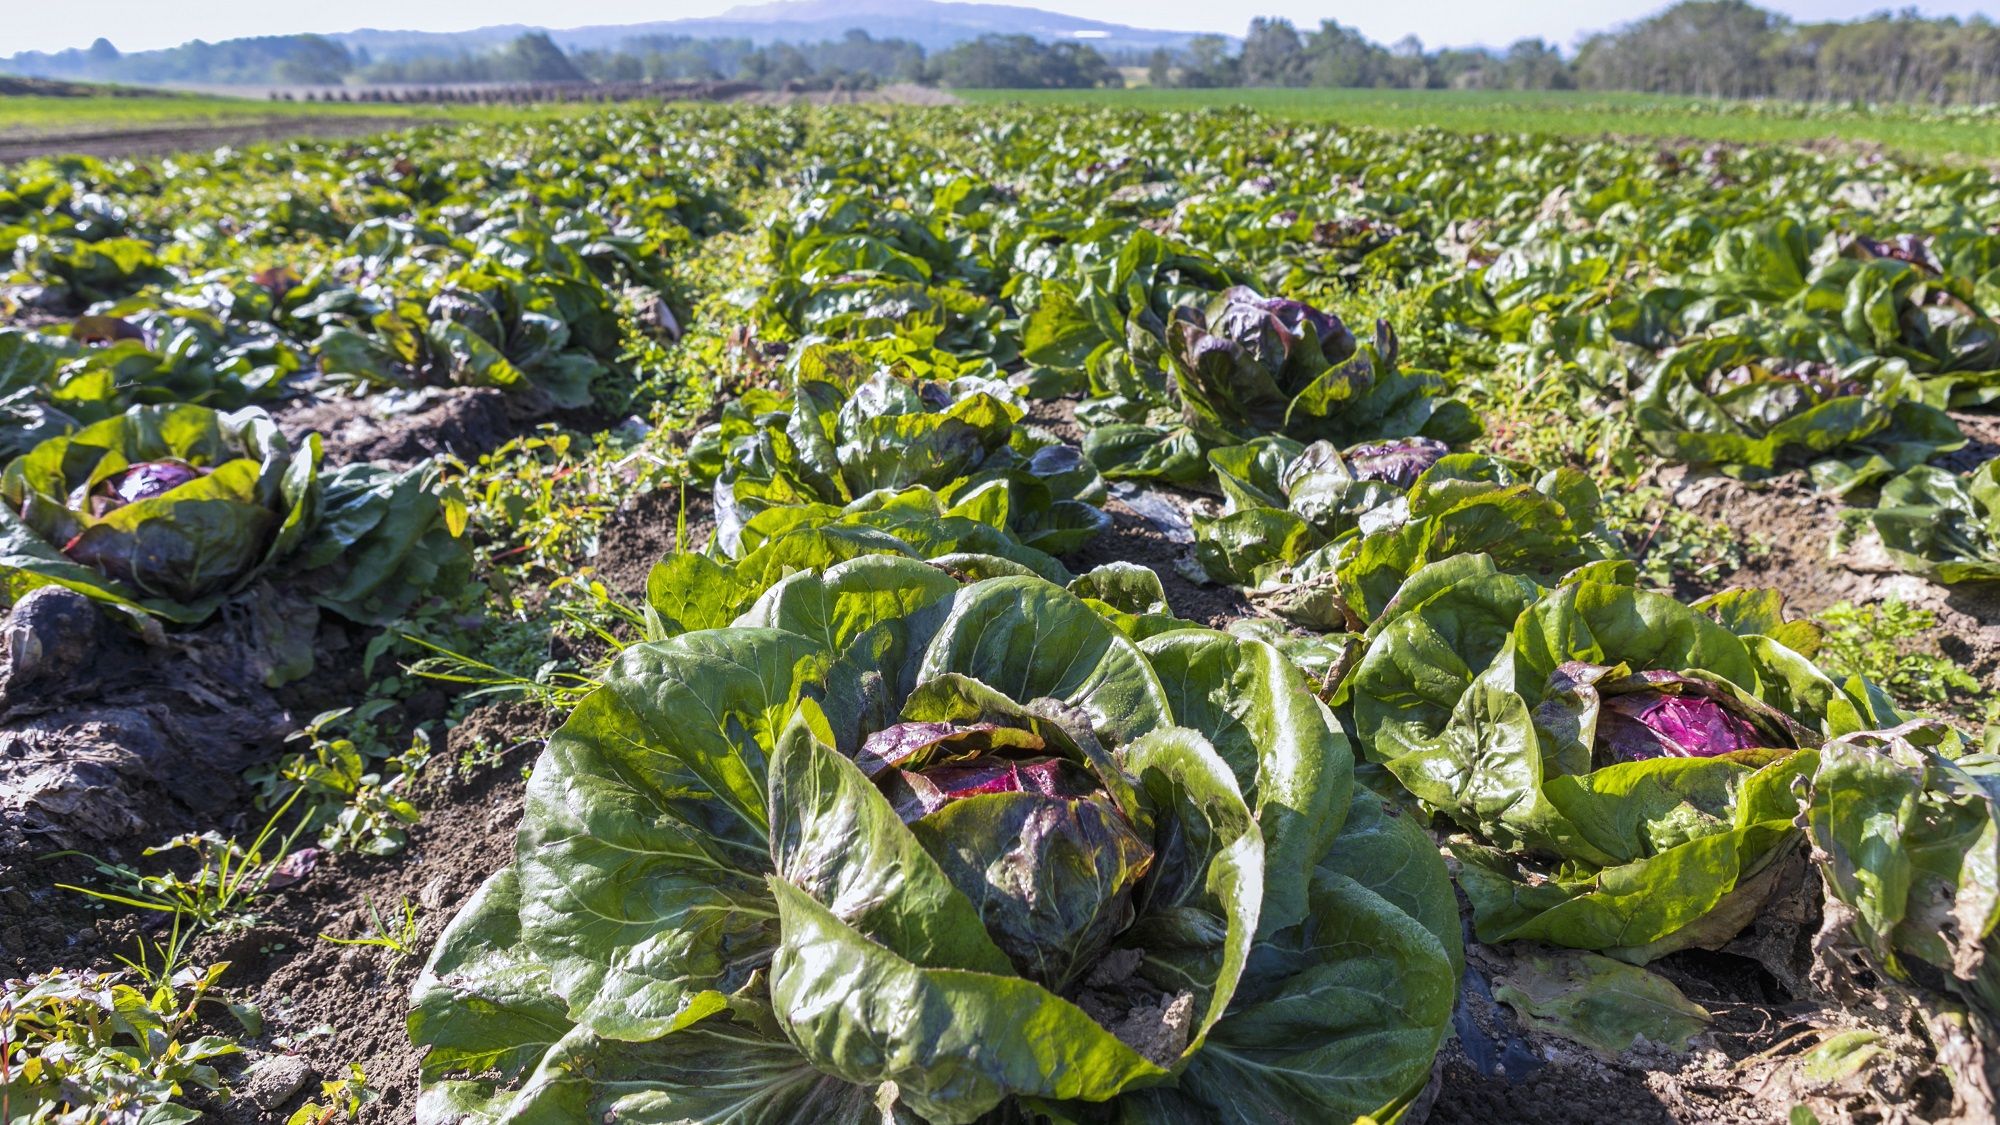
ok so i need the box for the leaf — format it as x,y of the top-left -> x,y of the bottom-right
1139,629 -> 1352,934
767,706 -> 1016,975
499,1011 -> 882,1125
908,788 -> 1154,991
767,878 -> 1167,1124
1120,789 -> 1460,1125
1808,722 -> 1999,1026
515,629 -> 824,1040
917,576 -> 1171,749
408,868 -> 571,1089
1492,948 -> 1711,1055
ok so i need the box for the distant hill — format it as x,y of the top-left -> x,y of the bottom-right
335,0 -> 1217,59
0,1 -> 1217,86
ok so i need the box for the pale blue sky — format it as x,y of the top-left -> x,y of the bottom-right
10,0 -> 1994,56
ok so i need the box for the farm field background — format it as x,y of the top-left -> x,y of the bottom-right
963,86 -> 2000,162
0,92 -> 1996,1125
11,84 -> 2000,158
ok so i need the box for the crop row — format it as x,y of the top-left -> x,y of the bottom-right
0,106 -> 1994,1123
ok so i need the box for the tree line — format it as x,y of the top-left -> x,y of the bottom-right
3,29 -> 1121,92
7,2 -> 2000,104
1158,2 -> 2000,106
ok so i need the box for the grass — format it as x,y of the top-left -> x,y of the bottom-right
955,87 -> 2000,163
14,85 -> 1997,164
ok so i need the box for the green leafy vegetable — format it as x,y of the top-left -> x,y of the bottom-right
1346,567 -> 1860,961
413,563 -> 1458,1122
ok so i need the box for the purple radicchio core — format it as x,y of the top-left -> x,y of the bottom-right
1346,437 -> 1450,488
88,460 -> 206,517
1586,668 -> 1771,765
892,756 -> 1102,820
863,717 -> 1154,991
1208,286 -> 1357,368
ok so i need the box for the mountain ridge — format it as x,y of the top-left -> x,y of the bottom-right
331,0 -> 1221,58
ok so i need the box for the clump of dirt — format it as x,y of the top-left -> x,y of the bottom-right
277,387 -> 514,469
195,702 -> 550,1124
593,486 -> 715,598
1068,490 -> 1252,629
1070,947 -> 1195,1067
0,587 -> 298,861
0,575 -> 454,979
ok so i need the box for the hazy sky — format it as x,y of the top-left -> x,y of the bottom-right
10,0 -> 1995,56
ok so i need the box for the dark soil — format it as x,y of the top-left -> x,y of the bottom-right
1023,395 -> 1088,448
1936,409 -> 2000,474
277,387 -> 515,469
1068,490 -> 1253,628
195,702 -> 548,1124
593,486 -> 714,599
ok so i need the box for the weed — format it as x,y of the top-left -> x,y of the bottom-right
0,960 -> 255,1122
318,895 -> 421,962
1816,599 -> 1982,719
1607,484 -> 1768,592
402,631 -> 599,712
249,708 -> 426,857
53,789 -> 309,932
284,1062 -> 379,1124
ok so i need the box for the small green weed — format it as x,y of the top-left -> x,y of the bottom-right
1608,484 -> 1768,592
54,790 -> 308,933
402,630 -> 599,712
1816,599 -> 1982,718
318,896 -> 421,962
248,707 -> 426,857
0,961 -> 254,1122
284,1062 -> 379,1124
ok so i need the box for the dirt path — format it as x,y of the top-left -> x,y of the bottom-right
0,116 -> 425,163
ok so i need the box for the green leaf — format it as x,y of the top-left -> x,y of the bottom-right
1139,629 -> 1352,934
1122,789 -> 1459,1125
516,629 -> 824,1039
917,576 -> 1171,748
501,1011 -> 882,1125
767,878 -> 1167,1124
408,867 -> 571,1090
768,705 -> 1016,975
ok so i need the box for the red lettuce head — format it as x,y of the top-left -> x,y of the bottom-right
1206,286 -> 1356,369
1542,663 -> 1800,769
1346,437 -> 1449,488
79,460 -> 207,519
861,716 -> 1154,991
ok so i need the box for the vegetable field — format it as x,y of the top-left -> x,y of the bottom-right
0,103 -> 1997,1125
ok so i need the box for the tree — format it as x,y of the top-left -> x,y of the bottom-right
1240,18 -> 1306,87
928,34 -> 1117,89
1177,35 -> 1239,87
499,32 -> 584,83
1300,20 -> 1390,88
